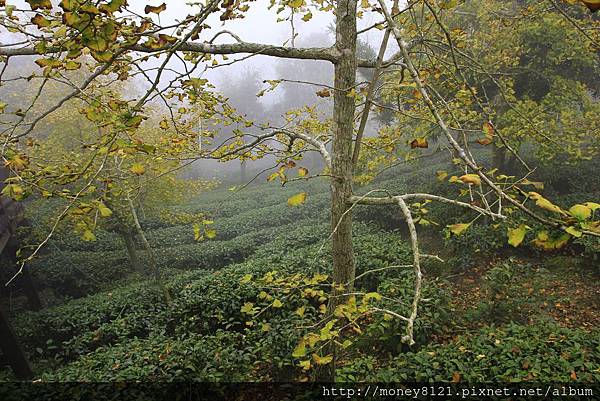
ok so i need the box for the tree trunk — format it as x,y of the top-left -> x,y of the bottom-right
120,231 -> 142,274
127,198 -> 172,304
240,160 -> 247,184
0,306 -> 33,379
492,144 -> 506,172
5,241 -> 42,311
21,269 -> 42,311
322,0 -> 358,382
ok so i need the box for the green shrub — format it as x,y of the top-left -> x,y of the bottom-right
18,222 -> 419,378
446,223 -> 506,268
466,259 -> 535,324
339,322 -> 600,383
13,280 -> 170,363
29,250 -> 130,299
41,331 -> 258,381
360,274 -> 451,352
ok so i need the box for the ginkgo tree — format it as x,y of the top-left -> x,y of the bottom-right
1,0 -> 599,380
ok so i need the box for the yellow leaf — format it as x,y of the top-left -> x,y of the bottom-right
267,172 -> 280,182
312,353 -> 333,365
448,223 -> 470,236
82,229 -> 96,242
292,340 -> 306,358
569,204 -> 592,221
272,299 -> 283,308
507,224 -> 528,247
287,192 -> 307,206
410,137 -> 428,149
144,3 -> 167,14
240,302 -> 254,314
130,163 -> 145,175
298,167 -> 309,177
583,0 -> 600,12
98,202 -> 113,217
316,88 -> 331,97
565,226 -> 583,238
54,25 -> 68,38
295,306 -> 305,317
299,359 -> 311,370
240,274 -> 252,284
529,193 -> 564,215
363,292 -> 382,302
583,202 -> 600,211
459,174 -> 481,186
520,179 -> 544,190
31,13 -> 51,28
193,224 -> 203,241
288,0 -> 305,8
205,229 -> 217,239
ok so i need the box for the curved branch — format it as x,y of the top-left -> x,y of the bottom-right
396,197 -> 421,346
349,193 -> 506,220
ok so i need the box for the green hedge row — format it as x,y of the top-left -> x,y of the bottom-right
17,223 -> 425,376
338,322 -> 600,383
